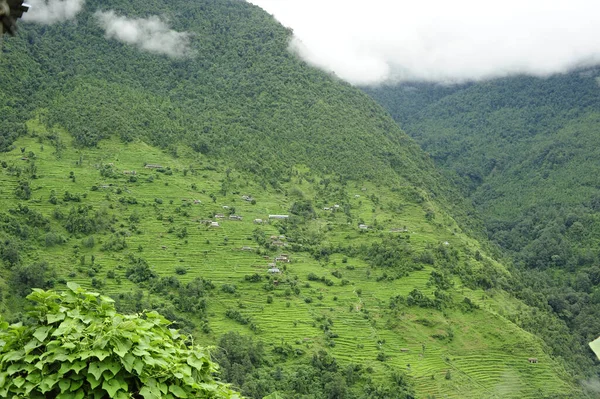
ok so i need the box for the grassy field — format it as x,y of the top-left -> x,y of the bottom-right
0,126 -> 576,398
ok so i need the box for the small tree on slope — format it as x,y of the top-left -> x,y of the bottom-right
0,282 -> 241,399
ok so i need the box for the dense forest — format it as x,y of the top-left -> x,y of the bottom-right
0,0 -> 595,397
364,70 -> 600,382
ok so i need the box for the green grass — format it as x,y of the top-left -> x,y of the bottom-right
0,128 -> 576,398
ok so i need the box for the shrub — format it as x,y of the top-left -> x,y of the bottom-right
0,283 -> 240,398
221,284 -> 237,294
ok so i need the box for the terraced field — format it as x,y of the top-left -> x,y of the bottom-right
0,128 -> 575,398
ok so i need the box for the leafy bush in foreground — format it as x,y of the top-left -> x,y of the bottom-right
0,282 -> 240,398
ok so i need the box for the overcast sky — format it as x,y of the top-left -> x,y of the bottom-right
248,0 -> 600,85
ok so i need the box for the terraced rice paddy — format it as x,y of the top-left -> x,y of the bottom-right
0,130 -> 575,398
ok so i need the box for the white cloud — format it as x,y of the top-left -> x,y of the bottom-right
249,0 -> 600,85
24,0 -> 85,24
95,11 -> 193,58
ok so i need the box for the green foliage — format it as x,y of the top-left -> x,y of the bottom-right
214,332 -> 415,399
10,261 -> 54,297
0,283 -> 240,398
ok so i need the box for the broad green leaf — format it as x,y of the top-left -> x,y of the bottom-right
69,379 -> 83,391
186,355 -> 206,371
13,376 -> 26,388
47,312 -> 66,324
6,363 -> 23,375
57,391 -> 76,399
112,337 -> 132,358
88,362 -> 107,381
101,378 -> 123,397
121,353 -> 135,373
58,378 -> 71,392
169,385 -> 189,398
139,386 -> 160,399
71,360 -> 86,374
86,372 -> 101,390
39,374 -> 60,393
105,360 -> 121,377
33,326 -> 52,343
66,282 -> 81,292
133,358 -> 144,375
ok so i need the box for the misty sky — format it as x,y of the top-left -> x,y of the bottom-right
249,0 -> 600,85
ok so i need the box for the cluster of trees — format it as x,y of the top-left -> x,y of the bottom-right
214,332 -> 415,399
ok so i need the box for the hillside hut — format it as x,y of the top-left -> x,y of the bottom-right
254,219 -> 263,224
269,215 -> 289,219
528,358 -> 538,364
145,164 -> 163,169
210,222 -> 220,227
268,267 -> 281,274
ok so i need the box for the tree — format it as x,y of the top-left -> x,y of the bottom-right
0,283 -> 241,398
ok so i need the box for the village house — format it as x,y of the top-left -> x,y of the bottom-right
241,246 -> 254,251
145,164 -> 164,169
215,214 -> 225,219
123,170 -> 136,175
275,256 -> 290,263
268,267 -> 281,274
210,222 -> 220,227
229,215 -> 243,221
242,195 -> 254,202
359,224 -> 369,230
269,214 -> 289,219
193,199 -> 201,204
254,219 -> 263,224
528,358 -> 538,364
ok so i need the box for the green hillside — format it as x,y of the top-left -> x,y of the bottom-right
0,131 -> 576,398
364,70 -> 600,379
0,0 -> 586,397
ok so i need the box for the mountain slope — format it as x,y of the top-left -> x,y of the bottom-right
364,70 -> 600,379
0,0 -> 584,397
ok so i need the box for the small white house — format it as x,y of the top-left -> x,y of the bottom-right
268,267 -> 281,274
269,215 -> 289,219
210,222 -> 220,227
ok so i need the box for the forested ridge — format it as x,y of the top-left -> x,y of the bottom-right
0,0 -> 592,397
364,70 -> 600,381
